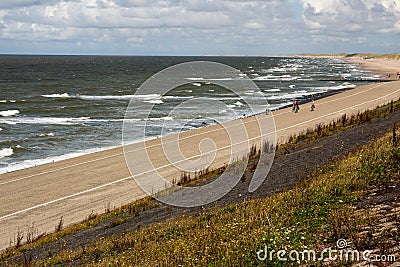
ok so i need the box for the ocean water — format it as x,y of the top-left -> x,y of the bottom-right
0,55 -> 380,174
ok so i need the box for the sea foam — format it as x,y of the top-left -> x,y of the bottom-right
0,146 -> 118,174
0,110 -> 20,117
41,93 -> 70,98
0,116 -> 91,125
42,93 -> 162,101
0,148 -> 13,159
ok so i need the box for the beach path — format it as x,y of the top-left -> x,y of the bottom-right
0,81 -> 399,251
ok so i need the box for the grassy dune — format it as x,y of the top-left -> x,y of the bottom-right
299,53 -> 400,60
17,115 -> 399,266
349,53 -> 400,60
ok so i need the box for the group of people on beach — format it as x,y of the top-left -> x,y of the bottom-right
292,100 -> 300,113
265,98 -> 316,115
385,72 -> 400,79
291,98 -> 315,113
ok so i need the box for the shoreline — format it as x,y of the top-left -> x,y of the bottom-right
0,56 -> 388,175
0,79 -> 380,176
0,80 -> 399,251
1,54 -> 396,176
2,87 -> 400,263
302,53 -> 400,77
1,80 -> 398,181
0,82 -> 372,176
342,56 -> 400,75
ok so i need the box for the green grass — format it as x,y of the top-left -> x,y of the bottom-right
0,197 -> 159,262
21,124 -> 400,266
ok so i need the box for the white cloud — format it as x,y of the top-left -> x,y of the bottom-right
0,0 -> 399,54
0,1 -> 55,9
245,21 -> 264,29
0,0 -> 299,48
300,0 -> 400,34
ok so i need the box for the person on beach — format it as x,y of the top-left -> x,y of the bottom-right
292,99 -> 299,113
265,103 -> 271,114
310,100 -> 315,111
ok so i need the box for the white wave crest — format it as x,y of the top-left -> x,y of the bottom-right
187,77 -> 204,81
314,83 -> 357,91
0,148 -> 13,159
162,96 -> 194,100
187,77 -> 234,81
42,93 -> 162,101
42,93 -> 70,98
0,110 -> 20,117
0,121 -> 17,125
0,116 -> 92,125
267,91 -> 315,101
144,100 -> 164,104
38,133 -> 55,137
0,145 -> 120,174
253,75 -> 298,81
0,100 -> 22,103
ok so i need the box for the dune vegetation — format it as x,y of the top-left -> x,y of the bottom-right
23,122 -> 399,266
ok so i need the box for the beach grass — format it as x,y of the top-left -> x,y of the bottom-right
0,197 -> 159,262
299,53 -> 400,60
279,99 -> 400,151
348,53 -> 400,60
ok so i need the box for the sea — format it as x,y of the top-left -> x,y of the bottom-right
0,55 -> 382,174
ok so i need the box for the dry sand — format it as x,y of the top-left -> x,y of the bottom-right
0,64 -> 400,251
343,56 -> 400,75
297,54 -> 400,76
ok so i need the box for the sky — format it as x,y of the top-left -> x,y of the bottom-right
0,0 -> 399,55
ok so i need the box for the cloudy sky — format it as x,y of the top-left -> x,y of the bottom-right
0,0 -> 399,55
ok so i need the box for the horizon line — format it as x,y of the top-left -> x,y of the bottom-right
0,52 -> 355,57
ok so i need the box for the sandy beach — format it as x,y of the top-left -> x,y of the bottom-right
343,56 -> 400,76
0,57 -> 400,251
297,54 -> 400,76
